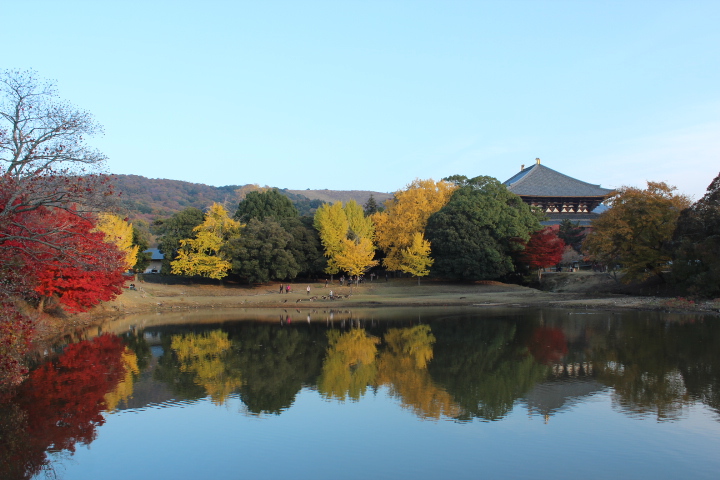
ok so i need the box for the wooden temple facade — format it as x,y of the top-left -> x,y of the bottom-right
503,158 -> 614,225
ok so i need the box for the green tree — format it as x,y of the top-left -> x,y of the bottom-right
227,218 -> 300,284
235,188 -> 299,222
557,218 -> 585,252
584,182 -> 691,283
280,217 -> 326,277
154,207 -> 205,274
425,175 -> 542,280
130,224 -> 151,274
671,172 -> 720,297
363,194 -> 381,216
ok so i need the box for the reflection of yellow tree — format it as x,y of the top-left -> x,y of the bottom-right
376,325 -> 460,420
171,330 -> 242,405
104,347 -> 139,411
318,329 -> 379,401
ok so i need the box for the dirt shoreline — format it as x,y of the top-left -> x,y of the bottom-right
34,273 -> 714,344
73,273 -> 719,321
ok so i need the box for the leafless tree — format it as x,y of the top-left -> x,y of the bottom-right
0,70 -> 116,269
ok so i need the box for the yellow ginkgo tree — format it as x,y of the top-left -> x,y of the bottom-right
399,232 -> 434,285
95,213 -> 139,271
373,178 -> 456,273
171,203 -> 241,280
314,200 -> 377,283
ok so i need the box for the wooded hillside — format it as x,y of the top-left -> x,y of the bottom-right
110,175 -> 393,224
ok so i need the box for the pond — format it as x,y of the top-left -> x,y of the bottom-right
3,306 -> 720,480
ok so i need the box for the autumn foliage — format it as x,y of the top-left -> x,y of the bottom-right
1,334 -> 128,479
520,227 -> 566,272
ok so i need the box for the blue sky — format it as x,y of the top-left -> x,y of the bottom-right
3,0 -> 718,199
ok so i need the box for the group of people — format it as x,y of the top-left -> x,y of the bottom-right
279,284 -> 314,295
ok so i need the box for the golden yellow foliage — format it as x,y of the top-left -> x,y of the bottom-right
171,203 -> 242,279
334,237 -> 378,277
314,201 -> 377,277
399,232 -> 434,281
373,178 -> 456,271
95,213 -> 139,270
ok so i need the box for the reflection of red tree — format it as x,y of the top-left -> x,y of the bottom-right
1,334 -> 126,479
527,327 -> 568,364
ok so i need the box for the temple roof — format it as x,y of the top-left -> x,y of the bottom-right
504,162 -> 614,198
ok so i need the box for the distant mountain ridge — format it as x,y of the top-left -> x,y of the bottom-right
110,174 -> 393,224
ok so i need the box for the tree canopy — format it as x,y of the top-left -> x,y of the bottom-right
373,178 -> 456,272
154,207 -> 206,274
670,171 -> 720,297
425,175 -> 542,280
519,227 -> 566,278
583,182 -> 691,283
227,218 -> 300,284
171,203 -> 241,279
234,188 -> 299,222
314,200 -> 377,279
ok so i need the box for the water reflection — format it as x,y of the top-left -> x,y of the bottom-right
3,308 -> 720,478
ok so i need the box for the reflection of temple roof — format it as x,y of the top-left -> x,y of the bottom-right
522,378 -> 607,418
504,162 -> 614,198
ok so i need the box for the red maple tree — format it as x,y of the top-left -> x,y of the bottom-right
520,227 -> 566,276
2,205 -> 127,313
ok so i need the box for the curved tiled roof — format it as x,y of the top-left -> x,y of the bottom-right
504,163 -> 613,197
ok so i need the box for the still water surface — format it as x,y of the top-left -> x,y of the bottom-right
4,306 -> 720,479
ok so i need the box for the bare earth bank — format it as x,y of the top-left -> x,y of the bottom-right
92,272 -> 719,316
37,272 -> 717,344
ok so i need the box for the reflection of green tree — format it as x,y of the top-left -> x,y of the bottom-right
318,329 -> 379,401
376,325 -> 461,419
677,319 -> 720,417
170,330 -> 242,405
231,324 -> 327,414
428,318 -> 548,421
591,315 -> 720,421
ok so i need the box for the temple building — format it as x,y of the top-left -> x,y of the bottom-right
503,158 -> 614,226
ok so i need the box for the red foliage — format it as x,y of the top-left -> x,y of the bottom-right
2,204 -> 127,312
521,228 -> 566,270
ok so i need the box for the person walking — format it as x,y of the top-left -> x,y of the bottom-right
306,285 -> 311,295
280,284 -> 284,294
